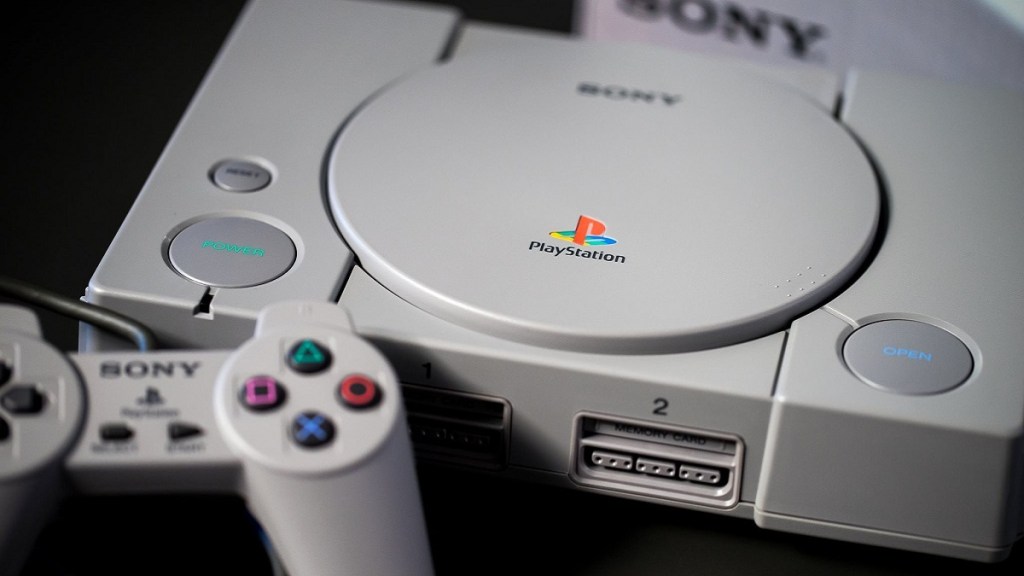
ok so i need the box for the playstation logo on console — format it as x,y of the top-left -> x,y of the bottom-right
529,215 -> 626,264
549,215 -> 617,246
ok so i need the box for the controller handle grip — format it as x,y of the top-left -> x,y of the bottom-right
243,418 -> 432,576
0,305 -> 83,576
0,468 -> 65,576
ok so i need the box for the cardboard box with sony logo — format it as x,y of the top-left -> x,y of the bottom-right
577,0 -> 1024,93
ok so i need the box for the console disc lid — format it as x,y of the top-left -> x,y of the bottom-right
328,43 -> 879,354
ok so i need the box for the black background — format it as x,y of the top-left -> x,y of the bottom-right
2,1 -> 1021,574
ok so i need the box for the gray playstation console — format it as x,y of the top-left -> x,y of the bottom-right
83,0 -> 1024,562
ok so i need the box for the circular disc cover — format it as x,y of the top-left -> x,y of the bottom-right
328,43 -> 879,354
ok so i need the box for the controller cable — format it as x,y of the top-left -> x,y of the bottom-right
0,275 -> 157,351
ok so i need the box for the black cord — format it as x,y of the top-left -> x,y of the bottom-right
0,276 -> 157,351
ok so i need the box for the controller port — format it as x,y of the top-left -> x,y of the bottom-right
571,413 -> 742,508
678,463 -> 724,485
635,456 -> 676,478
402,385 -> 510,470
590,450 -> 634,471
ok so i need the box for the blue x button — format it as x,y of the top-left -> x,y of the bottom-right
291,411 -> 335,448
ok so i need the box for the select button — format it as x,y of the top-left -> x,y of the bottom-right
843,319 -> 973,395
168,217 -> 296,288
100,423 -> 135,442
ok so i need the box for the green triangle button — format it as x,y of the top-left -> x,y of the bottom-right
287,339 -> 332,374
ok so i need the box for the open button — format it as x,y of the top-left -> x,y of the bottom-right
844,320 -> 973,395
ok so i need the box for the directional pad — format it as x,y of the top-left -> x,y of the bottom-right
1,385 -> 45,414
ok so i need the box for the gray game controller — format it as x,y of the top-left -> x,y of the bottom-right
0,301 -> 433,576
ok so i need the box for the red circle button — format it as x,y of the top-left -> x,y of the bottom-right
339,374 -> 381,409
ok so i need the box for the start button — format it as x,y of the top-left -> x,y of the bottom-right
843,319 -> 973,395
168,217 -> 296,288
